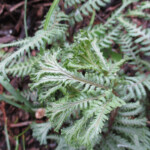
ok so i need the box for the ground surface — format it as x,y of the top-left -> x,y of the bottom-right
0,0 -> 149,150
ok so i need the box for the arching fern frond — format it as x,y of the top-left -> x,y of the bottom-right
31,122 -> 52,145
100,100 -> 150,150
126,9 -> 150,20
124,75 -> 150,100
140,1 -> 150,10
0,38 -> 30,49
61,92 -> 125,147
5,56 -> 39,77
0,11 -> 68,76
118,33 -> 150,72
118,16 -> 150,56
31,50 -> 110,100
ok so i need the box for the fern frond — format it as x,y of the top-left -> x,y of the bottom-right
31,122 -> 52,145
0,38 -> 30,49
98,25 -> 121,49
29,1 -> 150,149
21,89 -> 38,101
118,17 -> 150,44
5,56 -> 39,77
62,91 -> 125,147
65,37 -> 108,72
118,101 -> 144,117
100,99 -> 150,150
119,32 -> 150,72
120,101 -> 141,110
125,75 -> 150,100
119,33 -> 140,65
31,38 -> 126,102
126,9 -> 150,20
116,117 -> 147,126
118,16 -> 150,56
64,0 -> 111,22
0,11 -> 68,75
101,0 -> 139,28
31,51 -> 109,93
140,1 -> 150,10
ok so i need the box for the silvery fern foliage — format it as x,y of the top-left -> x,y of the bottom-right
1,0 -> 150,150
31,37 -> 127,148
0,9 -> 68,77
31,122 -> 52,145
31,122 -> 83,150
64,0 -> 111,22
31,1 -> 150,149
99,100 -> 150,150
118,16 -> 150,56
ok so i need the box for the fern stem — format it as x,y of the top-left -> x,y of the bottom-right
44,0 -> 60,30
24,0 -> 28,37
105,0 -> 137,26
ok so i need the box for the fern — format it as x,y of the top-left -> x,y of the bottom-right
1,0 -> 150,149
126,9 -> 150,20
99,100 -> 150,150
118,16 -> 150,56
21,89 -> 38,101
31,122 -> 82,150
140,1 -> 150,10
0,38 -> 30,49
5,56 -> 39,77
31,37 -> 127,147
125,75 -> 150,100
65,0 -> 139,23
31,122 -> 52,145
30,1 -> 150,148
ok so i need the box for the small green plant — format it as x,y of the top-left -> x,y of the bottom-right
0,0 -> 150,149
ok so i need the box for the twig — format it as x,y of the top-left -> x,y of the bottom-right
10,0 -> 43,12
9,121 -> 32,128
33,3 -> 52,7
